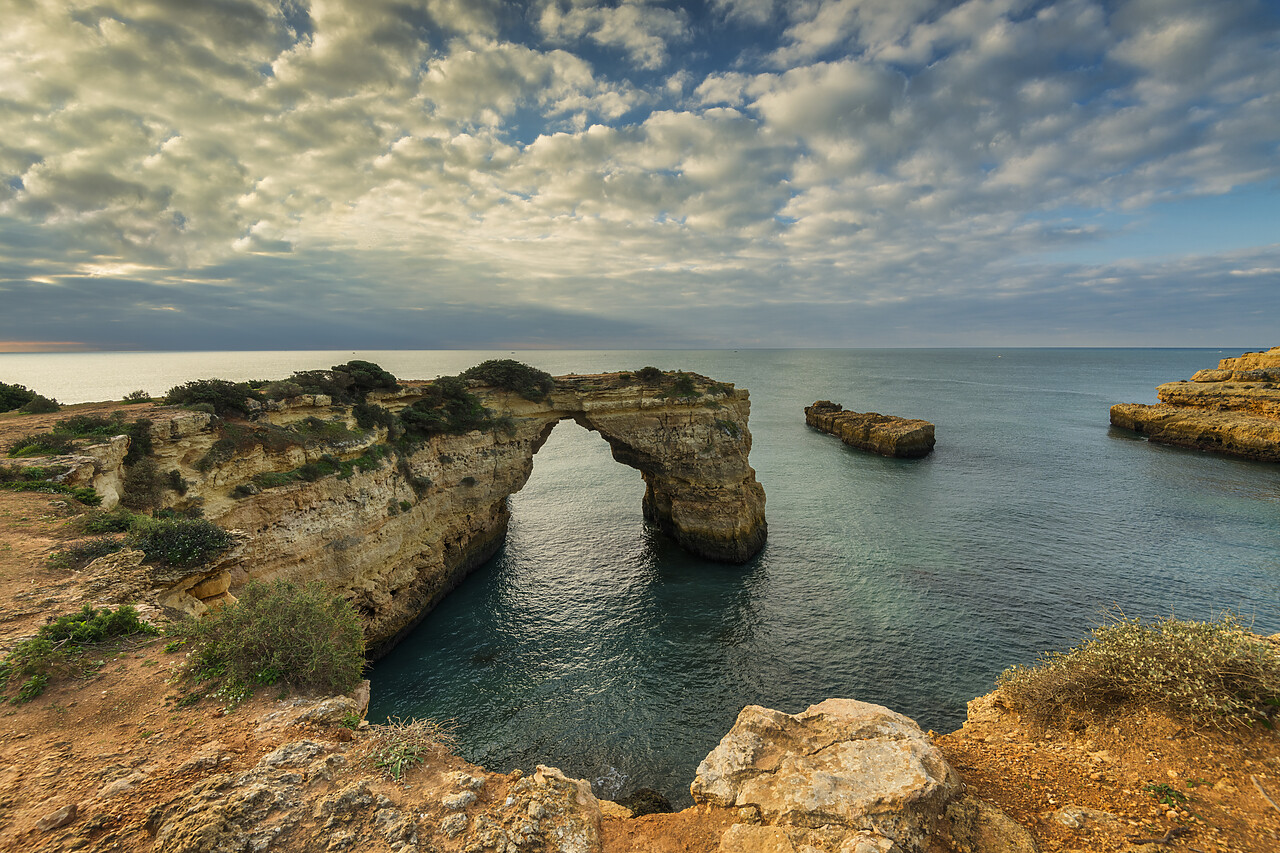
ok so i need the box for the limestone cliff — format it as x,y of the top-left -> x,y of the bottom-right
1110,347 -> 1280,462
90,371 -> 766,657
805,400 -> 936,458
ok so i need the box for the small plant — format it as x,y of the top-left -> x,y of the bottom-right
365,717 -> 455,780
18,394 -> 60,414
0,604 -> 157,702
7,432 -> 76,457
121,457 -> 163,510
635,366 -> 664,383
80,506 -> 137,534
666,373 -> 700,399
126,516 -> 233,567
174,579 -> 364,696
997,612 -> 1280,727
163,639 -> 186,654
1144,783 -> 1188,807
713,418 -> 741,439
48,537 -> 124,570
339,710 -> 362,729
123,389 -> 151,404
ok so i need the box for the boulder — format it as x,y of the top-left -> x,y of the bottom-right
692,699 -> 959,853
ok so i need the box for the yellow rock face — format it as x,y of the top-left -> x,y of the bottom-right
94,373 -> 767,656
1110,348 -> 1280,463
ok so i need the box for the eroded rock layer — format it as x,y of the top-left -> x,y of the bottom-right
805,401 -> 936,459
88,372 -> 766,656
1110,347 -> 1280,462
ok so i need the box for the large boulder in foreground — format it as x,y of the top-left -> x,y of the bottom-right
691,699 -> 960,852
805,402 -> 935,459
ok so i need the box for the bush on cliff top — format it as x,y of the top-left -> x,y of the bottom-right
176,579 -> 364,698
460,359 -> 554,402
165,378 -> 264,418
125,516 -> 233,567
997,612 -> 1280,727
0,381 -> 37,413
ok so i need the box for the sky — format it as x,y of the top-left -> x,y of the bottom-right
1,0 -> 1278,351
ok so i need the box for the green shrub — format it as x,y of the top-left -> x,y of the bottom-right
123,389 -> 151,404
48,537 -> 124,570
635,366 -> 664,383
666,373 -> 700,399
0,473 -> 100,504
0,604 -> 157,702
121,457 -> 163,511
166,469 -> 188,496
165,379 -> 264,418
996,613 -> 1280,727
176,579 -> 364,695
18,394 -> 60,414
79,506 -> 138,534
353,401 -> 397,432
460,359 -> 555,402
333,360 -> 399,399
260,380 -> 304,400
124,418 -> 153,465
126,517 -> 233,567
54,412 -> 127,438
0,381 -> 37,413
0,463 -> 66,484
7,432 -> 76,457
401,376 -> 490,439
286,361 -> 397,405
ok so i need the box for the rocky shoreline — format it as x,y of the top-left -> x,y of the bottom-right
1110,346 -> 1280,462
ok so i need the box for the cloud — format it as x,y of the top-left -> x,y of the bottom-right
535,0 -> 690,69
0,0 -> 1277,350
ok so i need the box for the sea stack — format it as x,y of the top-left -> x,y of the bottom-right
1110,346 -> 1280,462
805,401 -> 936,459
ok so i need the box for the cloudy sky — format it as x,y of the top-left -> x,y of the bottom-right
2,0 -> 1277,350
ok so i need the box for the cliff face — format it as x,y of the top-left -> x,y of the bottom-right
1110,347 -> 1280,462
804,400 -> 936,458
113,373 -> 766,657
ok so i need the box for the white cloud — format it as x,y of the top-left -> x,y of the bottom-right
536,0 -> 689,69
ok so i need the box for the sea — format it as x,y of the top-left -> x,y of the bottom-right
4,348 -> 1278,806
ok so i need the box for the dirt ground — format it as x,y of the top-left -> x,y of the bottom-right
2,402 -> 1279,852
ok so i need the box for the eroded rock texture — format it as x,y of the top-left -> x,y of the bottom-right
1110,347 -> 1280,462
84,371 -> 766,656
805,401 -> 935,459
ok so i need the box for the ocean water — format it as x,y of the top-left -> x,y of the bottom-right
5,348 -> 1278,805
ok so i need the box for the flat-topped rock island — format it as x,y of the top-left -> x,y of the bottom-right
805,400 -> 936,458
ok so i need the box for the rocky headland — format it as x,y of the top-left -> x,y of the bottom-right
805,401 -> 936,459
1110,346 -> 1280,462
4,368 -> 767,657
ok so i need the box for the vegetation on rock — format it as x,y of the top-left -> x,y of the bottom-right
364,717 -> 455,780
461,359 -> 555,401
0,604 -> 157,702
0,463 -> 100,504
0,381 -> 38,413
997,612 -> 1280,727
176,579 -> 364,698
125,516 -> 233,567
18,394 -> 60,413
268,360 -> 399,404
165,378 -> 264,418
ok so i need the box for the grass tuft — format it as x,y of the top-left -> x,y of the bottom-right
364,716 -> 456,780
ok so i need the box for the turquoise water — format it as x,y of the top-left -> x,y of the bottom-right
5,348 -> 1278,804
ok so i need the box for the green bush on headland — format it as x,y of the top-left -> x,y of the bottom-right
461,359 -> 555,402
175,579 -> 364,698
997,612 -> 1280,727
0,604 -> 157,702
0,381 -> 38,413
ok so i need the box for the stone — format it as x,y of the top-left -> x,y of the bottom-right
36,803 -> 77,832
443,790 -> 476,810
691,699 -> 959,853
805,401 -> 935,459
944,794 -> 1038,853
440,813 -> 468,838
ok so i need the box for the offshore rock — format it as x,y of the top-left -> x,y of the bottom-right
1111,347 -> 1280,462
68,370 -> 765,657
805,401 -> 935,459
691,699 -> 960,853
